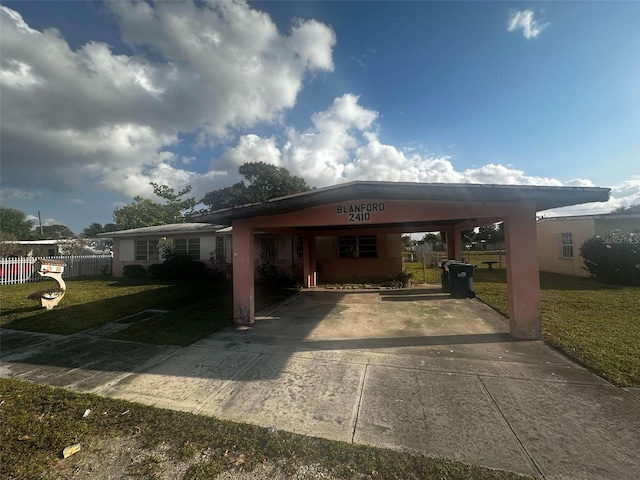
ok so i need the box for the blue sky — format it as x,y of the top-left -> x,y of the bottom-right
1,1 -> 638,234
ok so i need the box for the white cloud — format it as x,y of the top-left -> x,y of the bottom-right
221,95 -> 577,190
0,187 -> 42,201
507,10 -> 548,39
0,2 -> 335,198
220,134 -> 283,170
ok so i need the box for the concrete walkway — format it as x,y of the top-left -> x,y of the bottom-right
1,287 -> 639,479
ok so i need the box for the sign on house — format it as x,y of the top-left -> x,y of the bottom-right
336,202 -> 385,223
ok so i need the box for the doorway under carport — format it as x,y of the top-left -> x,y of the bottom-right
193,181 -> 610,339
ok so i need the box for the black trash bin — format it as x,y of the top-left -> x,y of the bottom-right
448,263 -> 476,299
440,260 -> 458,293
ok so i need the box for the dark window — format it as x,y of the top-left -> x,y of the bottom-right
135,240 -> 159,261
175,238 -> 200,259
296,237 -> 304,259
338,235 -> 377,258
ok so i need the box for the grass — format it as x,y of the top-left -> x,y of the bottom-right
0,377 -> 532,480
472,269 -> 640,387
0,277 -> 297,346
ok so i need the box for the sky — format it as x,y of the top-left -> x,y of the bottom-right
1,0 -> 639,235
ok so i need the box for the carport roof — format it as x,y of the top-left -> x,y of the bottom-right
192,181 -> 610,224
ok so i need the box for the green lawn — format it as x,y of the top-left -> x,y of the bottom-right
0,278 -> 296,346
473,269 -> 640,387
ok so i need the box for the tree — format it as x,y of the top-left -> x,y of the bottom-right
202,162 -> 311,210
580,230 -> 639,285
461,229 -> 476,244
475,223 -> 503,244
420,233 -> 440,244
113,183 -> 197,230
58,238 -> 87,255
38,224 -> 75,239
401,235 -> 414,249
610,204 -> 640,215
0,231 -> 18,256
82,222 -> 119,237
0,207 -> 34,239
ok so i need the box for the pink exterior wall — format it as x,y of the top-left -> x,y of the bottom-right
314,234 -> 402,283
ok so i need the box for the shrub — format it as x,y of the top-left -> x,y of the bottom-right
152,252 -> 211,281
122,264 -> 147,279
147,263 -> 163,279
580,230 -> 640,286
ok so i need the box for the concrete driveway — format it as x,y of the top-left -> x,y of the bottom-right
1,286 -> 639,479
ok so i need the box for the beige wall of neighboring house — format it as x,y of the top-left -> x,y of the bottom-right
537,214 -> 640,277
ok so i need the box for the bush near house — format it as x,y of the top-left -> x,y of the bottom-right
122,264 -> 147,279
580,230 -> 640,286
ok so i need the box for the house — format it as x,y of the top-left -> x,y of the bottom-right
4,240 -> 61,257
537,213 -> 640,276
103,222 -> 403,284
193,180 -> 610,338
102,223 -> 231,277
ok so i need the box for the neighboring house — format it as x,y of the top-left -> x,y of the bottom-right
2,239 -> 112,257
4,240 -> 61,257
103,223 -> 404,283
537,213 -> 640,276
101,223 -> 231,278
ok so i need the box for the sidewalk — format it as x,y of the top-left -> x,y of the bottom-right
1,288 -> 639,479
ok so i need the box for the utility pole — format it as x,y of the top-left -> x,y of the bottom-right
37,211 -> 43,236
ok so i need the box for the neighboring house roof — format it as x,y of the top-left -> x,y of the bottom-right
192,181 -> 611,224
97,223 -> 229,238
7,240 -> 61,245
537,213 -> 640,223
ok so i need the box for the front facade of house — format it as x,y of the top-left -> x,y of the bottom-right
105,223 -> 403,284
537,214 -> 640,276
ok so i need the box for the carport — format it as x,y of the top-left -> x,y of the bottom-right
195,181 -> 609,339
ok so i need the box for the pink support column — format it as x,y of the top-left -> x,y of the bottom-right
303,235 -> 317,288
504,207 -> 542,339
232,220 -> 255,326
453,228 -> 463,260
445,227 -> 462,260
445,227 -> 455,260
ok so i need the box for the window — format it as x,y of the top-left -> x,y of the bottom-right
135,240 -> 159,261
338,235 -> 377,258
174,238 -> 200,259
559,233 -> 573,258
296,237 -> 304,259
215,236 -> 225,261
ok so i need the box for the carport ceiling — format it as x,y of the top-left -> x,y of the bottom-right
193,181 -> 610,224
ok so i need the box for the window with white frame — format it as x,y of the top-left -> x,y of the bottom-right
174,238 -> 200,259
338,235 -> 377,258
559,232 -> 573,258
215,236 -> 225,261
135,240 -> 159,261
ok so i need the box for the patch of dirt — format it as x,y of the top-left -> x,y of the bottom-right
47,435 -> 339,480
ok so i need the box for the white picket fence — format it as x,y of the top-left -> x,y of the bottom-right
0,255 -> 112,285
